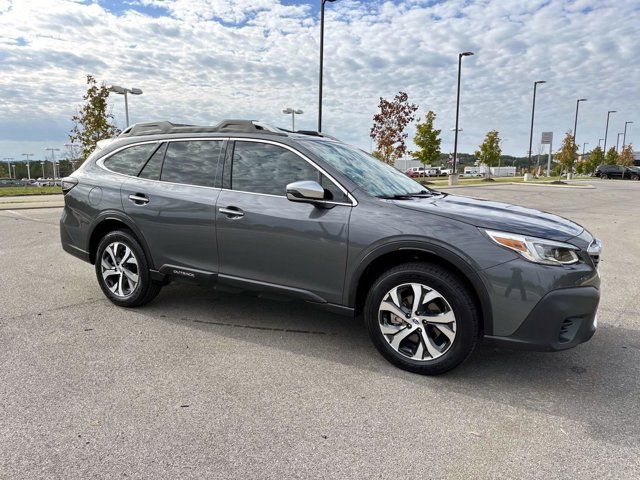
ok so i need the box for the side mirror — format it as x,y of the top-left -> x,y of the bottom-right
286,180 -> 325,203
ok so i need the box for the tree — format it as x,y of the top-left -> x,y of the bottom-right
588,145 -> 604,171
69,74 -> 120,162
474,130 -> 502,177
554,131 -> 578,175
412,110 -> 441,169
604,146 -> 618,165
617,144 -> 634,167
370,91 -> 418,166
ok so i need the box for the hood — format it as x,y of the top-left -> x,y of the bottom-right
394,193 -> 583,242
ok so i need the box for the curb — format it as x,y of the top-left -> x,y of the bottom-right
0,203 -> 64,211
438,182 -> 595,190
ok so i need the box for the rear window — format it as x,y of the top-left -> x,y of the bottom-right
160,140 -> 223,187
104,143 -> 157,176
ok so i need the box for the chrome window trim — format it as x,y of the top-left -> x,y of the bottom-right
96,138 -> 227,190
227,137 -> 358,207
95,136 -> 357,206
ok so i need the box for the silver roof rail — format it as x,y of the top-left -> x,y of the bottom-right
118,120 -> 288,138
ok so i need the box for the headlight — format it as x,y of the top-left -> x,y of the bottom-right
485,230 -> 580,266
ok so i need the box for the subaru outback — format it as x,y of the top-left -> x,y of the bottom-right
60,120 -> 602,374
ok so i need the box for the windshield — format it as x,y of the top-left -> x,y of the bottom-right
299,140 -> 429,198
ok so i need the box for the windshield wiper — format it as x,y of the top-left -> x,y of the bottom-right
377,190 -> 433,200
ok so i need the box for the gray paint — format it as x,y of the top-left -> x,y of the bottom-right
60,130 -> 600,345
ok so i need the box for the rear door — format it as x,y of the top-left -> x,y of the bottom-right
215,139 -> 353,304
120,139 -> 225,275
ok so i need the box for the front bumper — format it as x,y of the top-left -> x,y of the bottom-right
484,286 -> 599,351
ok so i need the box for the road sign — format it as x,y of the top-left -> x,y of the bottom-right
541,132 -> 553,145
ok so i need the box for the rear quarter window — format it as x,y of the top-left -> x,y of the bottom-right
104,143 -> 158,176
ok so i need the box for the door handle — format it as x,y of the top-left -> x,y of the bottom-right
219,206 -> 244,218
128,193 -> 149,205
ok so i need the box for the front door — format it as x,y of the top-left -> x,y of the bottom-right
215,140 -> 352,304
121,139 -> 224,274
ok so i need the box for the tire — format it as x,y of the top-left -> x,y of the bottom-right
95,229 -> 162,307
631,174 -> 639,181
601,173 -> 608,179
364,262 -> 479,375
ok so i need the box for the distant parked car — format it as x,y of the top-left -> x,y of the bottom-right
594,165 -> 640,180
405,167 -> 426,178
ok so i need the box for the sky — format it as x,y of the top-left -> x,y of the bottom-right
0,0 -> 638,163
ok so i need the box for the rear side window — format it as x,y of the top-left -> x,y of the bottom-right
231,141 -> 318,196
104,143 -> 157,176
139,143 -> 167,180
160,141 -> 223,187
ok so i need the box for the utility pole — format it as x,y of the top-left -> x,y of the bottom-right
3,158 -> 13,178
22,153 -> 34,179
45,148 -> 60,178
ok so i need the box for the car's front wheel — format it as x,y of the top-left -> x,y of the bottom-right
364,262 -> 480,375
95,230 -> 162,307
600,173 -> 609,179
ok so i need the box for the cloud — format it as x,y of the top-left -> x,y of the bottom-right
0,0 -> 638,161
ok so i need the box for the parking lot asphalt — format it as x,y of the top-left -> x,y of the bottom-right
1,180 -> 639,479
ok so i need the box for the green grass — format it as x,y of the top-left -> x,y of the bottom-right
0,186 -> 62,197
420,175 -> 585,188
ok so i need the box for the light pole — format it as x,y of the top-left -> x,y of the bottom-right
318,0 -> 337,133
3,158 -> 13,179
282,108 -> 304,131
623,121 -> 633,148
40,161 -> 45,178
598,138 -> 604,148
10,164 -> 16,179
108,85 -> 143,127
453,51 -> 474,176
528,80 -> 546,165
45,148 -> 60,178
582,142 -> 589,158
22,153 -> 34,179
603,110 -> 616,153
573,98 -> 587,145
616,133 -> 624,152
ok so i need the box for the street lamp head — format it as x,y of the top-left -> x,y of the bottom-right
108,85 -> 126,94
535,80 -> 546,85
460,51 -> 474,57
294,109 -> 304,115
608,110 -> 616,114
130,88 -> 143,95
578,98 -> 587,102
282,108 -> 293,114
626,121 -> 634,124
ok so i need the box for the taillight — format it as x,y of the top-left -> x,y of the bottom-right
61,177 -> 78,194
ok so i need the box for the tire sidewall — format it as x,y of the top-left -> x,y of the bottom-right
95,230 -> 151,307
364,265 -> 478,374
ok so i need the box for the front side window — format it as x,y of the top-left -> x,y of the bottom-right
231,141 -> 318,196
104,143 -> 157,176
298,140 -> 427,198
160,140 -> 223,187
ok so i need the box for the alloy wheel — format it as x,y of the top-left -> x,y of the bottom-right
100,241 -> 140,298
378,283 -> 457,361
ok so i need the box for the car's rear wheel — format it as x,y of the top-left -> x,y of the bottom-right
95,230 -> 162,307
364,262 -> 479,375
631,174 -> 639,181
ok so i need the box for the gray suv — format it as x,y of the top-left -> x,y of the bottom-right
60,120 -> 602,374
